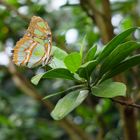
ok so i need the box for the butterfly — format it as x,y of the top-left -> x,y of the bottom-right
12,16 -> 52,68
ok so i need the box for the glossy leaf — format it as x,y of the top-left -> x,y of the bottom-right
31,68 -> 75,85
49,57 -> 66,68
77,60 -> 97,80
51,46 -> 67,60
85,44 -> 97,62
51,90 -> 89,120
64,52 -> 82,73
92,80 -> 126,98
98,27 -> 137,62
49,46 -> 68,68
99,41 -> 140,76
101,54 -> 140,82
31,73 -> 44,85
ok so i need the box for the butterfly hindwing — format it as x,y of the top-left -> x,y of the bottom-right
27,43 -> 46,68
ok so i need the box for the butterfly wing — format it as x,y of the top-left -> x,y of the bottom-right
27,38 -> 51,68
13,35 -> 52,68
12,16 -> 52,68
27,16 -> 52,40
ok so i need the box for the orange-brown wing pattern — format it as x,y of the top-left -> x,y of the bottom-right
12,16 -> 52,68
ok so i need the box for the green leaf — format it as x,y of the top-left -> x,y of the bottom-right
31,73 -> 44,85
51,46 -> 68,60
64,52 -> 82,73
77,60 -> 97,80
31,68 -> 75,85
49,57 -> 66,68
98,27 -> 138,62
101,54 -> 140,82
43,68 -> 75,80
51,90 -> 89,120
85,44 -> 97,62
120,16 -> 133,30
99,41 -> 140,76
49,46 -> 68,68
92,80 -> 126,98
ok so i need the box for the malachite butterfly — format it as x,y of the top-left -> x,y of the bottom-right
12,16 -> 52,68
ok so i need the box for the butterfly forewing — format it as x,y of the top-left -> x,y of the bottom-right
12,16 -> 52,68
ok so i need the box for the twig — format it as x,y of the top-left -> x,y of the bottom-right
111,98 -> 140,109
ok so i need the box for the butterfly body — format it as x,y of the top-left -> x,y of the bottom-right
12,16 -> 52,68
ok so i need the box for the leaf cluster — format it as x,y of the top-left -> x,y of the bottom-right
31,27 -> 140,120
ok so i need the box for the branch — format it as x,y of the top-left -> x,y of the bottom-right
80,0 -> 108,21
112,98 -> 140,109
80,0 -> 114,43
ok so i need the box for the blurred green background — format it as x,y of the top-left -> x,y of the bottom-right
0,0 -> 140,140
